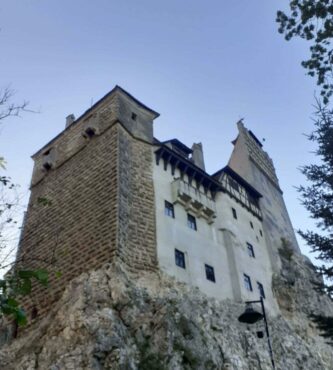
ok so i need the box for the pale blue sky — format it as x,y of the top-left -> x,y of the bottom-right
0,1 -> 321,260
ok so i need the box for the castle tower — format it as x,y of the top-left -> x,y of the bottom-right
13,90 -> 299,323
228,121 -> 300,270
16,86 -> 160,317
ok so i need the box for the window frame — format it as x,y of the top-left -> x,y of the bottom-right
243,273 -> 253,291
164,200 -> 175,218
257,281 -> 265,299
187,213 -> 197,231
175,249 -> 186,269
205,264 -> 216,283
246,242 -> 255,258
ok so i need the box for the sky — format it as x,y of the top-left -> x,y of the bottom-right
0,1 -> 322,263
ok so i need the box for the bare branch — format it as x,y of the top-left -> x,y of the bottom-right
0,86 -> 34,121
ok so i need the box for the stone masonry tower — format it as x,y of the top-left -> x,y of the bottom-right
228,121 -> 300,271
16,86 -> 159,317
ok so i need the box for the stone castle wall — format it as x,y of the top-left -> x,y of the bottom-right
16,89 -> 158,321
228,122 -> 300,258
17,123 -> 119,318
117,126 -> 157,273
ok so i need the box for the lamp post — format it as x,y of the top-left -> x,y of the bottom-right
238,296 -> 275,370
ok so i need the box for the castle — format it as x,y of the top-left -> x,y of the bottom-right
16,86 -> 300,318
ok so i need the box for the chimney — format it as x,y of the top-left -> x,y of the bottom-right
191,142 -> 205,171
65,114 -> 75,128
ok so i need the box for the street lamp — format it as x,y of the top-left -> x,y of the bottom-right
238,296 -> 276,370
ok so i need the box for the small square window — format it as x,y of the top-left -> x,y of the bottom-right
232,208 -> 237,220
43,162 -> 52,171
131,112 -> 137,121
243,274 -> 253,291
205,264 -> 215,282
175,249 -> 186,269
246,243 -> 255,258
259,229 -> 263,237
164,200 -> 175,218
84,127 -> 96,138
250,221 -> 254,229
187,214 -> 197,231
257,282 -> 265,299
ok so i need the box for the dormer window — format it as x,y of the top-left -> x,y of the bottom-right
83,127 -> 96,139
43,162 -> 52,171
82,114 -> 100,139
42,148 -> 55,171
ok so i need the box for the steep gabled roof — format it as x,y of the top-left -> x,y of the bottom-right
212,165 -> 262,198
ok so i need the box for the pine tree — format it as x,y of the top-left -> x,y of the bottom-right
298,102 -> 333,342
277,1 -> 333,104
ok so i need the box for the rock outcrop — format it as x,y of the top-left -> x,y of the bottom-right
0,251 -> 332,370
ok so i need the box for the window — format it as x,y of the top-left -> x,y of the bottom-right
42,148 -> 55,171
259,229 -> 263,237
131,112 -> 137,121
205,264 -> 216,282
43,162 -> 52,171
243,274 -> 253,291
257,282 -> 265,298
248,194 -> 259,208
250,221 -> 254,229
246,243 -> 255,258
232,208 -> 237,220
164,200 -> 175,218
229,177 -> 239,191
187,214 -> 197,231
83,127 -> 96,138
175,249 -> 186,269
31,306 -> 38,320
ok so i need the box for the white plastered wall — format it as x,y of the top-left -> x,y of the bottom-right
153,149 -> 279,315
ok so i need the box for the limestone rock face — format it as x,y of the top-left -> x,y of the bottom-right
0,258 -> 332,370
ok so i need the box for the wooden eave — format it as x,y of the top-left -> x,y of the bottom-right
212,166 -> 262,199
154,145 -> 222,193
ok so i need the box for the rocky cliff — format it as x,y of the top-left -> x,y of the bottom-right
0,249 -> 332,370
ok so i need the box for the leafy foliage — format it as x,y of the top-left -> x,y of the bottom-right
0,172 -> 50,325
309,314 -> 333,344
0,85 -> 52,328
0,269 -> 48,325
277,1 -> 333,103
298,102 -> 333,341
